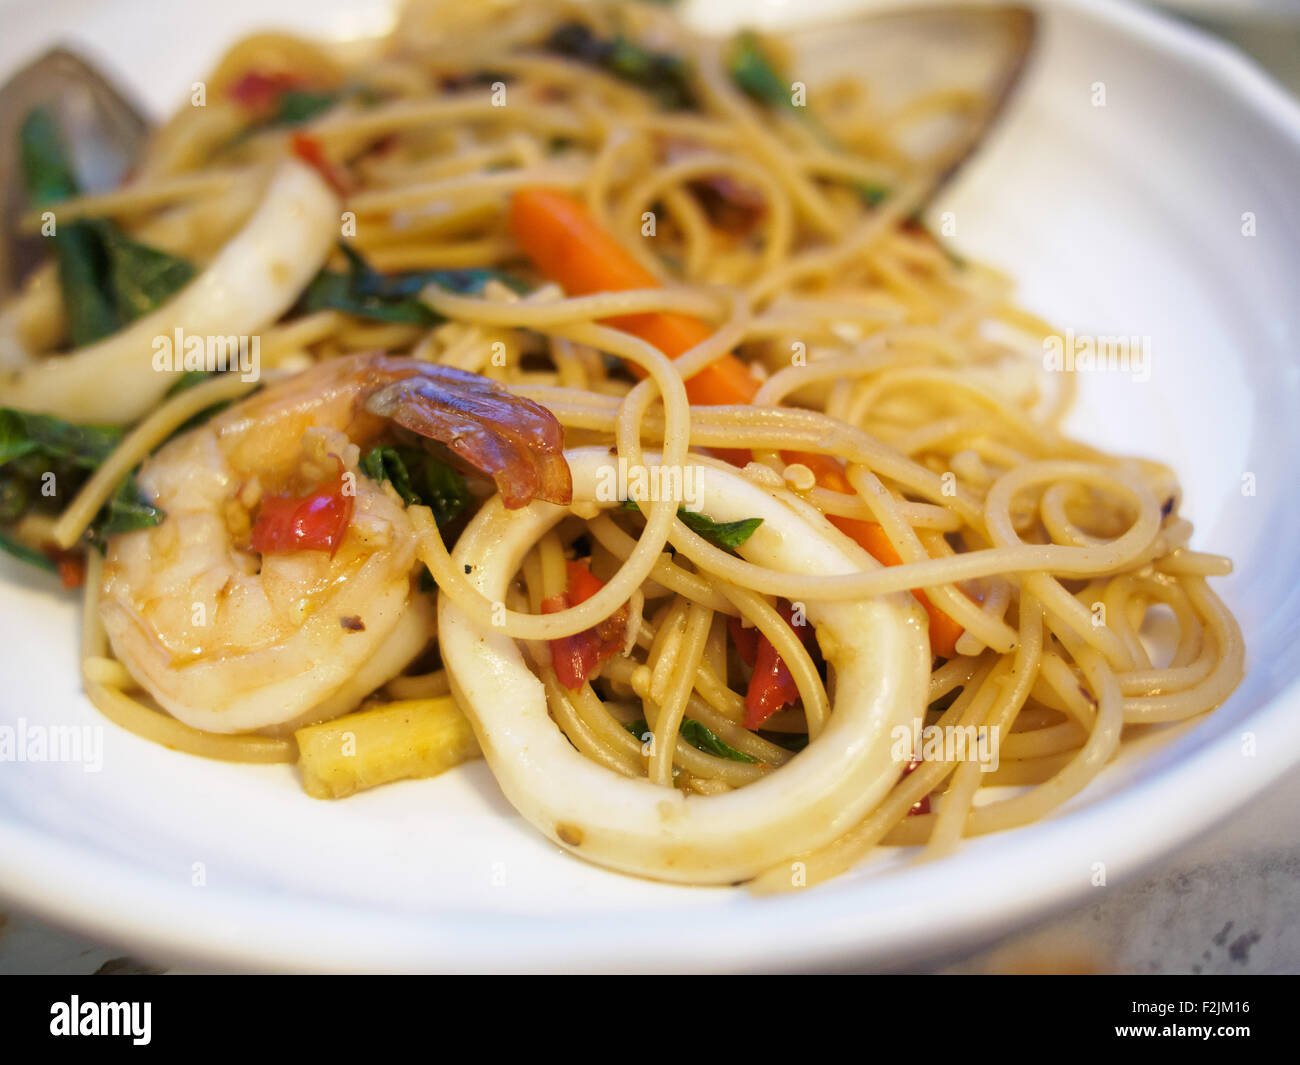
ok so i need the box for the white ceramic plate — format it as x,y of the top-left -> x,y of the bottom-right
1,0 -> 1298,973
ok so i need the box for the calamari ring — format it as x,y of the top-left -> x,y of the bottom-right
3,159 -> 339,424
438,447 -> 930,884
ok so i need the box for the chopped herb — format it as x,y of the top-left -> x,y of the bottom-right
0,528 -> 56,573
0,408 -> 121,470
229,83 -> 392,146
301,268 -> 436,325
625,717 -> 651,740
347,245 -> 526,299
544,22 -> 697,111
19,107 -> 79,206
264,89 -> 340,128
360,445 -> 470,527
301,242 -> 525,325
927,687 -> 962,717
727,31 -> 804,116
231,90 -> 343,145
0,476 -> 28,524
726,36 -> 898,214
676,509 -> 763,550
70,222 -> 195,343
88,473 -> 164,549
620,499 -> 763,550
725,32 -> 832,143
164,370 -> 213,397
19,107 -> 196,347
51,228 -> 118,346
760,730 -> 809,753
679,719 -> 757,763
857,182 -> 891,207
0,407 -> 164,564
623,717 -> 758,763
97,224 -> 196,322
21,109 -> 116,345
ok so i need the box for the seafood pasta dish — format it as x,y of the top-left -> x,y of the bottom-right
0,0 -> 1244,888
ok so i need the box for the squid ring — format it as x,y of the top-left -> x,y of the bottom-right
438,447 -> 930,884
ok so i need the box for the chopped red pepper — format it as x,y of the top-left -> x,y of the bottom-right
542,559 -> 629,691
249,458 -> 354,556
289,133 -> 353,197
727,615 -> 759,668
41,546 -> 85,589
226,70 -> 303,110
737,601 -> 818,731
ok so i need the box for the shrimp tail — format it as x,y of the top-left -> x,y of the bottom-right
362,358 -> 572,509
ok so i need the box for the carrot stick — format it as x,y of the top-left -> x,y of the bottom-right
509,188 -> 760,405
789,451 -> 965,657
509,187 -> 964,656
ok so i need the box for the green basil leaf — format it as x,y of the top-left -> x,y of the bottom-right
0,474 -> 30,524
360,445 -> 413,502
164,370 -> 213,397
0,408 -> 122,471
0,407 -> 128,551
96,222 -> 196,321
619,499 -> 763,551
263,89 -> 340,128
19,107 -> 79,207
675,508 -> 763,550
360,445 -> 470,527
88,473 -> 164,549
623,717 -> 758,763
760,730 -> 809,753
0,410 -> 40,466
0,407 -> 162,554
727,31 -> 797,113
857,182 -> 891,207
728,35 -> 903,217
355,265 -> 527,300
0,527 -> 56,573
53,218 -> 193,347
303,243 -> 525,324
545,22 -> 697,111
19,107 -> 197,347
58,222 -> 121,347
301,269 -> 440,325
679,718 -> 758,763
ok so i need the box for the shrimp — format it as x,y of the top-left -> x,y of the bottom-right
99,352 -> 571,735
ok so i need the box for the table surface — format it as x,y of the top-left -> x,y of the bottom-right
2,4 -> 1298,976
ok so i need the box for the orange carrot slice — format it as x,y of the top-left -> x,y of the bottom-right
509,187 -> 964,657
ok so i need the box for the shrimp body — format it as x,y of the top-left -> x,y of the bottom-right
100,353 -> 570,734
